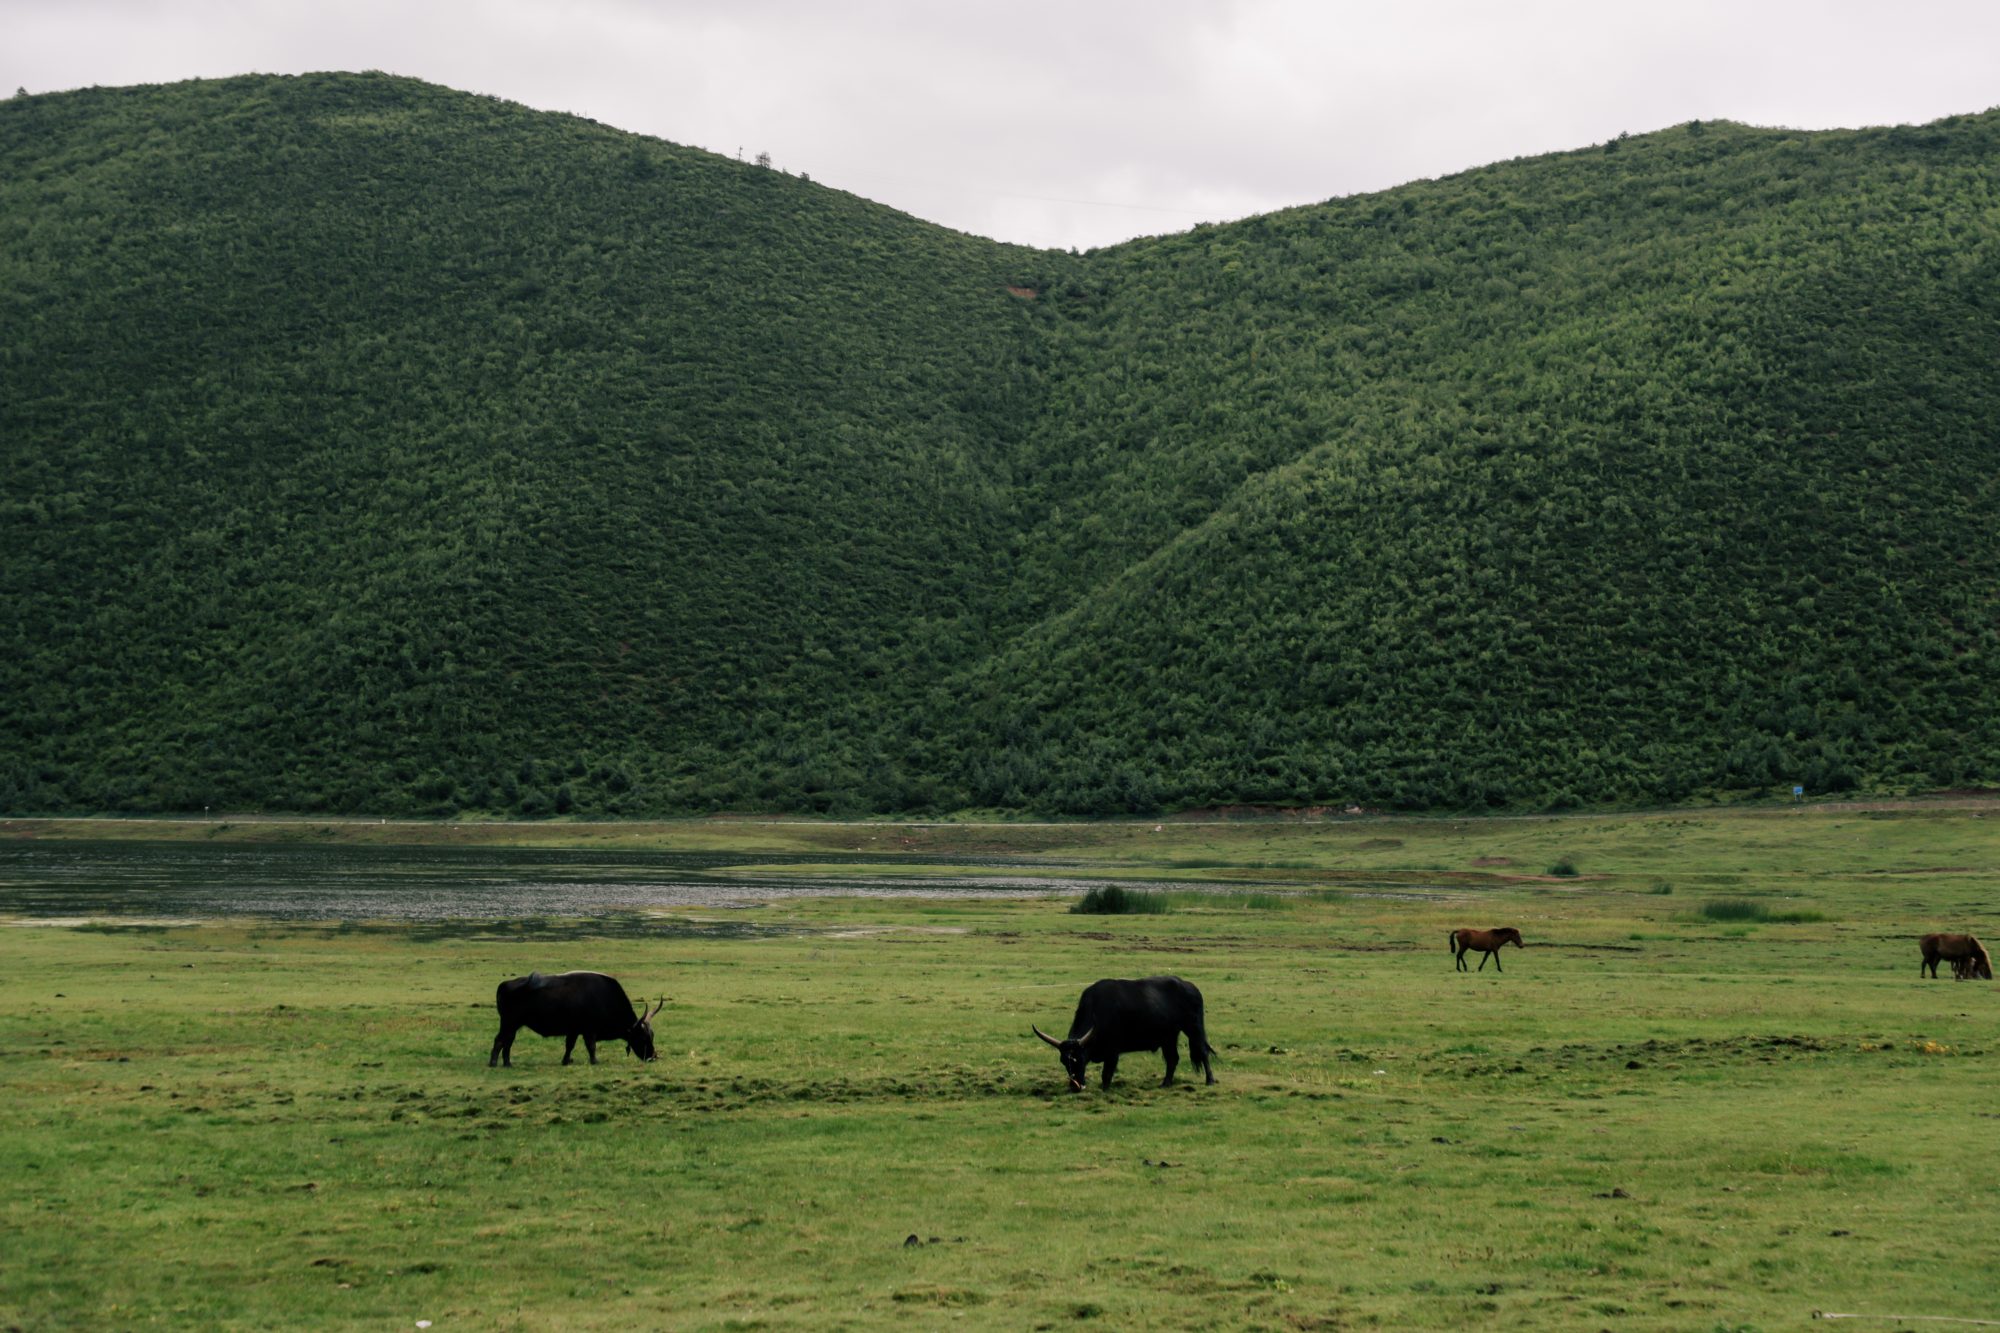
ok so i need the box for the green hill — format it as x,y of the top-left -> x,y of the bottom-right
4,74 -> 1997,815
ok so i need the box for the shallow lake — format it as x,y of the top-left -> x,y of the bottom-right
0,840 -> 1164,921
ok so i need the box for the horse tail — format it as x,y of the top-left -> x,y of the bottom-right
1447,930 -> 1458,952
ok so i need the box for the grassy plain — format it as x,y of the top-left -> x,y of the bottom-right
2,804 -> 1997,1329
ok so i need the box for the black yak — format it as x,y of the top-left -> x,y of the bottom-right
1032,976 -> 1217,1092
489,971 -> 665,1067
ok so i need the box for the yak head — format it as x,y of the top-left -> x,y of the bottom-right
626,996 -> 668,1061
1033,1024 -> 1094,1092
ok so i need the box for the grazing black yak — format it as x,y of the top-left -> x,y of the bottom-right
489,971 -> 665,1067
1033,976 -> 1216,1092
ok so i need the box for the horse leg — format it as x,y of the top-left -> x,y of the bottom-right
1477,950 -> 1490,971
1492,949 -> 1503,973
562,1034 -> 578,1065
1100,1054 -> 1120,1090
1160,1037 -> 1180,1087
1454,947 -> 1467,972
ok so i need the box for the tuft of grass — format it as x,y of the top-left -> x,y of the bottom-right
1702,898 -> 1768,921
1159,889 -> 1295,911
1650,881 -> 1674,894
1701,898 -> 1827,924
1071,884 -> 1172,915
1547,857 -> 1579,876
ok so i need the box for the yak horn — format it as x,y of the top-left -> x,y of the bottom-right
647,995 -> 668,1020
1032,1024 -> 1063,1048
1073,1027 -> 1094,1048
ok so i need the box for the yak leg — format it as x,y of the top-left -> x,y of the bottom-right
489,1022 -> 519,1068
1100,1054 -> 1120,1089
585,1036 -> 599,1064
562,1034 -> 578,1065
1160,1037 -> 1180,1087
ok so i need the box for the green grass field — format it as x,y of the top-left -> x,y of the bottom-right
2,805 -> 1996,1329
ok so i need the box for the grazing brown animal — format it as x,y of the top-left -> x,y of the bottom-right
1920,933 -> 1993,980
1450,927 -> 1524,972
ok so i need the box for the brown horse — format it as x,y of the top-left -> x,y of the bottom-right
1921,933 -> 1993,980
1450,927 -> 1524,972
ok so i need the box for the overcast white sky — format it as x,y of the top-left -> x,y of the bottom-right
7,1 -> 1999,251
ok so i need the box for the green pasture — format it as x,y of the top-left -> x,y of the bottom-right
2,806 -> 1997,1329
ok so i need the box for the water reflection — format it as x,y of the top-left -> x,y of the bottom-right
0,841 -> 1140,921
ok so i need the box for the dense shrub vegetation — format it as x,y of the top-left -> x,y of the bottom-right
1070,885 -> 1172,915
4,75 -> 1998,815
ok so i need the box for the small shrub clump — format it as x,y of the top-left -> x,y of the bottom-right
1071,885 -> 1172,915
1547,858 -> 1580,877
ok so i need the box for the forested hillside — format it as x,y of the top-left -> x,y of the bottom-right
4,74 -> 1997,815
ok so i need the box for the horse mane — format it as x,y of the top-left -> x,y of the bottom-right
1974,937 -> 1994,972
